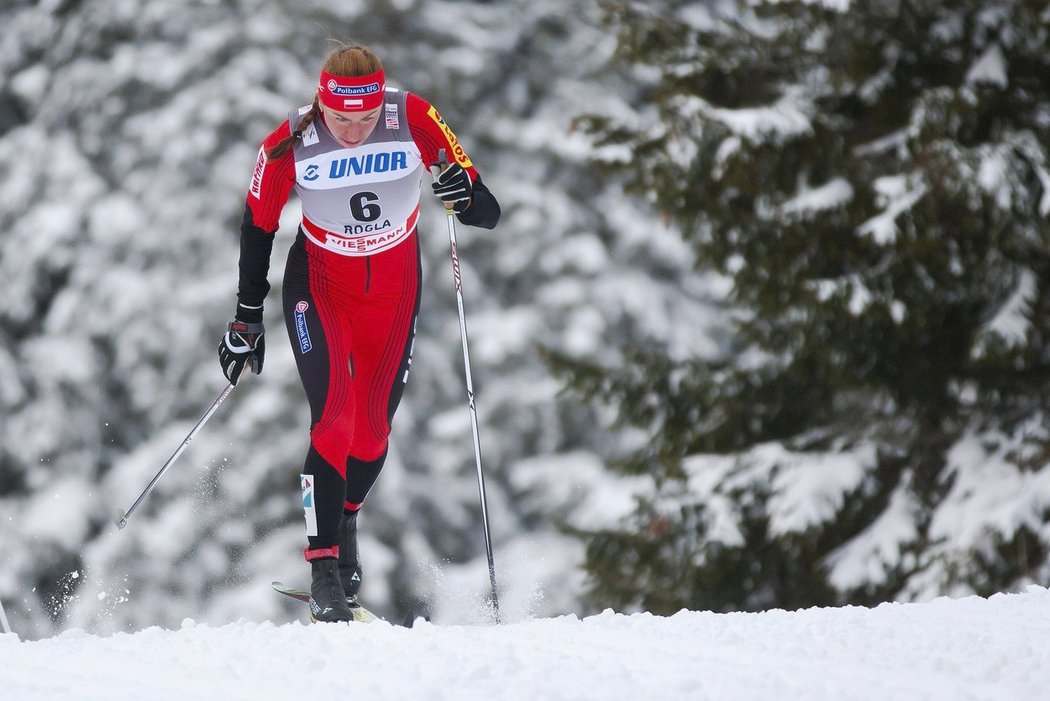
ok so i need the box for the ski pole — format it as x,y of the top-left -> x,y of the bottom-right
114,382 -> 235,530
0,597 -> 12,636
430,149 -> 500,623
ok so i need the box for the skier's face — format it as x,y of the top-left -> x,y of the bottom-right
320,105 -> 382,149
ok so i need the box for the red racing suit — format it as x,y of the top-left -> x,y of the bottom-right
236,90 -> 499,553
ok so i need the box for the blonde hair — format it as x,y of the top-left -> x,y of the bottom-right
265,41 -> 384,161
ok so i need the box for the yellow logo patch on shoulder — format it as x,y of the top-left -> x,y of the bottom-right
427,106 -> 474,168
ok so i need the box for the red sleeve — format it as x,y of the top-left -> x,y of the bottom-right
406,93 -> 480,178
235,121 -> 296,314
245,121 -> 296,233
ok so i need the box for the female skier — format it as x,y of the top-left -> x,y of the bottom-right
217,41 -> 500,622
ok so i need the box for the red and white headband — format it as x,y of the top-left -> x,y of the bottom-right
317,69 -> 385,112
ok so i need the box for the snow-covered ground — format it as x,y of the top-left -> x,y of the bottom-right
3,587 -> 1049,700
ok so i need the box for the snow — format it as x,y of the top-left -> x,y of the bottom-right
3,588 -> 1050,700
966,44 -> 1008,88
972,268 -> 1036,356
675,443 -> 879,552
510,451 -> 648,530
3,0 -> 1050,662
857,174 -> 928,245
680,89 -> 815,145
826,478 -> 921,590
762,443 -> 873,537
978,147 -> 1016,210
934,430 -> 1050,551
779,177 -> 854,219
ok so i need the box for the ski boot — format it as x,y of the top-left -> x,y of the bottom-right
309,558 -> 354,623
339,510 -> 363,603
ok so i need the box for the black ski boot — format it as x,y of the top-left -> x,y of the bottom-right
309,558 -> 353,623
339,510 -> 363,602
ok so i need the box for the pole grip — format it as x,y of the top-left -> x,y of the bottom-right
429,148 -> 455,212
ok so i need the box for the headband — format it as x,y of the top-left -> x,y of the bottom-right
317,68 -> 386,112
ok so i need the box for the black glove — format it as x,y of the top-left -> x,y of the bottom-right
218,319 -> 265,385
431,162 -> 473,213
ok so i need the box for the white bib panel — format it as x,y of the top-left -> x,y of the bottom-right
291,89 -> 423,256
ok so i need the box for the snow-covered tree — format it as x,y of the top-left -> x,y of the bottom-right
0,0 -> 664,637
568,0 -> 1050,612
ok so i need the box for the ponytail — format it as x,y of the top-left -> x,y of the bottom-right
266,96 -> 321,161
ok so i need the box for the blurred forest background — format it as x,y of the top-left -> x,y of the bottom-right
1,0 -> 1048,640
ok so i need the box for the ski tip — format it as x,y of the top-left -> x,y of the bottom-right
114,509 -> 127,530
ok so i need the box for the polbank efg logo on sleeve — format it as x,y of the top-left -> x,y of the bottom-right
294,301 -> 313,354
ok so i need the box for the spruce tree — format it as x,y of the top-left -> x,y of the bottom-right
563,0 -> 1050,612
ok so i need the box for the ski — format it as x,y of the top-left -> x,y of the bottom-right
272,581 -> 429,627
272,580 -> 380,624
